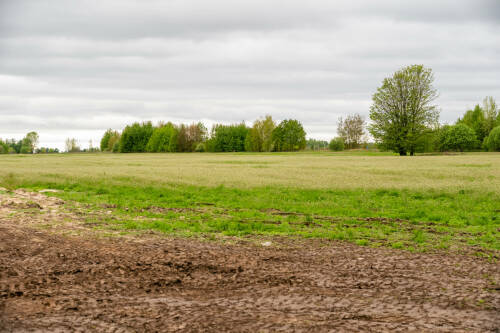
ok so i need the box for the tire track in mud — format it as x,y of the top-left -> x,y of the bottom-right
0,189 -> 499,332
1,223 -> 499,332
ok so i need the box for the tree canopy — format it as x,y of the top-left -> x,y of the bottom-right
337,114 -> 365,149
272,119 -> 306,152
369,64 -> 439,155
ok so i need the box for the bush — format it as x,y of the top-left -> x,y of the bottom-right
438,124 -> 478,152
329,137 -> 344,151
484,126 -> 500,151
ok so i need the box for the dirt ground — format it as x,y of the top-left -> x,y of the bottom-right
0,190 -> 499,332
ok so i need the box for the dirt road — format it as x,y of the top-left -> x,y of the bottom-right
0,190 -> 499,332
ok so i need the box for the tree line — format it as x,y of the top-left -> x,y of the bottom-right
327,65 -> 500,154
2,65 -> 499,155
99,117 -> 306,153
367,65 -> 500,155
0,132 -> 59,154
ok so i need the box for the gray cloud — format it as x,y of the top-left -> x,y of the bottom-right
0,0 -> 499,149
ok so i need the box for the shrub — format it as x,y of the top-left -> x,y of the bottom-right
484,126 -> 500,151
438,124 -> 478,152
329,137 -> 345,151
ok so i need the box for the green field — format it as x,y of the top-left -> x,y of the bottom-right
1,152 -> 499,255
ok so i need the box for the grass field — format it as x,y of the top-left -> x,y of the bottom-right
1,151 -> 499,255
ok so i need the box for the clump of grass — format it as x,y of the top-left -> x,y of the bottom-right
412,230 -> 427,244
1,172 -> 19,192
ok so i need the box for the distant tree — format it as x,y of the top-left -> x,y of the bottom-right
6,139 -> 22,154
35,147 -> 58,154
482,96 -> 499,136
306,138 -> 329,151
100,130 -> 112,151
19,131 -> 39,154
484,126 -> 500,152
186,122 -> 207,150
457,105 -> 485,144
176,124 -> 190,152
119,122 -> 154,153
337,114 -> 365,149
100,129 -> 120,151
65,138 -> 81,153
208,123 -> 249,152
369,64 -> 439,156
177,122 -> 206,152
329,137 -> 345,151
146,122 -> 177,152
438,124 -> 478,152
0,139 -> 8,154
272,119 -> 306,152
413,127 -> 440,153
455,97 -> 499,148
194,142 -> 206,152
245,115 -> 276,152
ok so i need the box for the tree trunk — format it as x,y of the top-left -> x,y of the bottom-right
399,148 -> 407,156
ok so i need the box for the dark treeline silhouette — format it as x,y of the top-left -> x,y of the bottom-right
100,116 -> 307,153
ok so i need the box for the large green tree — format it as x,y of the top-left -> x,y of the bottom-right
484,126 -> 500,152
369,65 -> 439,156
245,115 -> 276,152
20,131 -> 39,153
146,122 -> 177,152
457,105 -> 486,144
272,119 -> 306,152
100,129 -> 120,152
438,124 -> 478,152
207,123 -> 249,152
119,122 -> 154,153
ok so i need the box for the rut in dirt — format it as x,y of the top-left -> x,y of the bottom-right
1,221 -> 499,332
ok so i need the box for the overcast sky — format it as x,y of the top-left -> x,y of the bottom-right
1,0 -> 499,149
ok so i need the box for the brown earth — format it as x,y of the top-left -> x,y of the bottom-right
0,190 -> 499,332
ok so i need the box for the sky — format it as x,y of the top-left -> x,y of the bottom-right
1,0 -> 499,150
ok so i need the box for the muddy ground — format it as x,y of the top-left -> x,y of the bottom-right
0,190 -> 499,332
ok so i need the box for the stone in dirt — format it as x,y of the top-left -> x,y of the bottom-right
39,189 -> 62,193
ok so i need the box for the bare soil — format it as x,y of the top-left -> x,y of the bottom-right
0,190 -> 499,332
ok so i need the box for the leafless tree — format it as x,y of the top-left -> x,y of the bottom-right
337,113 -> 365,149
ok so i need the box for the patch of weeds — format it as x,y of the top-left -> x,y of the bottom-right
391,241 -> 404,249
1,172 -> 19,192
355,239 -> 369,246
412,230 -> 427,244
